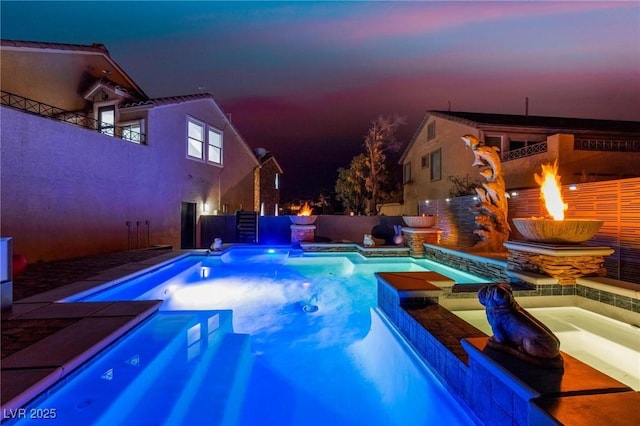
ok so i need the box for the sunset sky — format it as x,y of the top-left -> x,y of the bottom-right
2,1 -> 639,200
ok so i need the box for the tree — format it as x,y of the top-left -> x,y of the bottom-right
335,153 -> 369,214
362,115 -> 405,214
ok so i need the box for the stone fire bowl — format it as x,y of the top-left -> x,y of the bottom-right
289,215 -> 317,225
403,215 -> 438,228
512,218 -> 604,244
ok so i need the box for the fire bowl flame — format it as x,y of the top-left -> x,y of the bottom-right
512,218 -> 604,244
403,215 -> 438,228
289,215 -> 318,225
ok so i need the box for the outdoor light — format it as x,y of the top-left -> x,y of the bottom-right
203,202 -> 209,213
569,184 -> 578,191
511,191 -> 518,197
445,198 -> 451,202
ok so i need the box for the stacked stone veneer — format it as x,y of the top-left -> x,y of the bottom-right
401,228 -> 442,256
507,248 -> 608,285
422,243 -> 508,282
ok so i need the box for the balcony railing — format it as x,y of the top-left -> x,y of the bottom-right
574,138 -> 640,152
1,90 -> 146,144
501,141 -> 548,162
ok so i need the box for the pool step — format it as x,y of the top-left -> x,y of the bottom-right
90,310 -> 252,425
163,332 -> 253,425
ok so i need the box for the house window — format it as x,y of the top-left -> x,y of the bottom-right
208,129 -> 223,165
430,149 -> 441,181
98,106 -> 115,136
403,162 -> 412,184
421,154 -> 429,169
121,121 -> 143,144
187,119 -> 205,160
485,136 -> 502,150
427,121 -> 436,140
275,173 -> 280,190
187,117 -> 223,163
510,140 -> 526,150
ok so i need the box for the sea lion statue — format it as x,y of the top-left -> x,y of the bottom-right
478,283 -> 563,368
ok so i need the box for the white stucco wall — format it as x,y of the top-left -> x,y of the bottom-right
1,101 -> 258,262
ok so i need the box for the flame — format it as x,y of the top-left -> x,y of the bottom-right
298,202 -> 313,216
534,161 -> 567,220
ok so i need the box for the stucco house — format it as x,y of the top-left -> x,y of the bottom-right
1,40 -> 261,262
400,110 -> 640,214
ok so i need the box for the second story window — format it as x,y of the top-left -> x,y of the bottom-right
187,119 -> 205,160
485,136 -> 502,151
121,121 -> 143,144
98,106 -> 115,136
430,149 -> 441,181
187,117 -> 224,164
207,129 -> 222,165
427,121 -> 436,140
421,154 -> 429,169
403,162 -> 412,184
275,173 -> 280,190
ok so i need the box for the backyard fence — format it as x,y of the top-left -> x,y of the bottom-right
422,177 -> 640,284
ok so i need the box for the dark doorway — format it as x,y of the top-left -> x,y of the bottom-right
180,202 -> 196,249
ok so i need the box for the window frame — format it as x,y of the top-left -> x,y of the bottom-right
403,162 -> 412,184
207,128 -> 223,165
485,135 -> 503,151
186,116 -> 224,165
430,149 -> 442,182
97,105 -> 116,136
421,154 -> 429,169
427,121 -> 436,141
187,118 -> 205,161
120,120 -> 145,144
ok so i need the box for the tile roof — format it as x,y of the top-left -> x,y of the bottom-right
1,39 -> 110,55
121,93 -> 216,108
429,110 -> 640,134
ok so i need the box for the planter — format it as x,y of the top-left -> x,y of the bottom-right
512,218 -> 604,244
402,215 -> 438,228
289,215 -> 318,225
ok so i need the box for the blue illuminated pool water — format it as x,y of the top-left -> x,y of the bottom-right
16,249 -> 485,425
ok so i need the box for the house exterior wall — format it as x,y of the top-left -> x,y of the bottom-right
1,98 -> 257,262
402,114 -> 640,215
146,100 -> 257,216
402,116 -> 482,213
258,158 -> 281,215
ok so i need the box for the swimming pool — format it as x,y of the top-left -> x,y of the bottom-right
13,249 -> 487,425
453,307 -> 640,391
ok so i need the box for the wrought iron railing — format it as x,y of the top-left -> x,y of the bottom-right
1,90 -> 146,144
574,138 -> 640,152
501,141 -> 547,162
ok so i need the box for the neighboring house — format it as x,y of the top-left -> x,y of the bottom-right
400,110 -> 640,214
253,148 -> 283,216
1,40 -> 260,262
